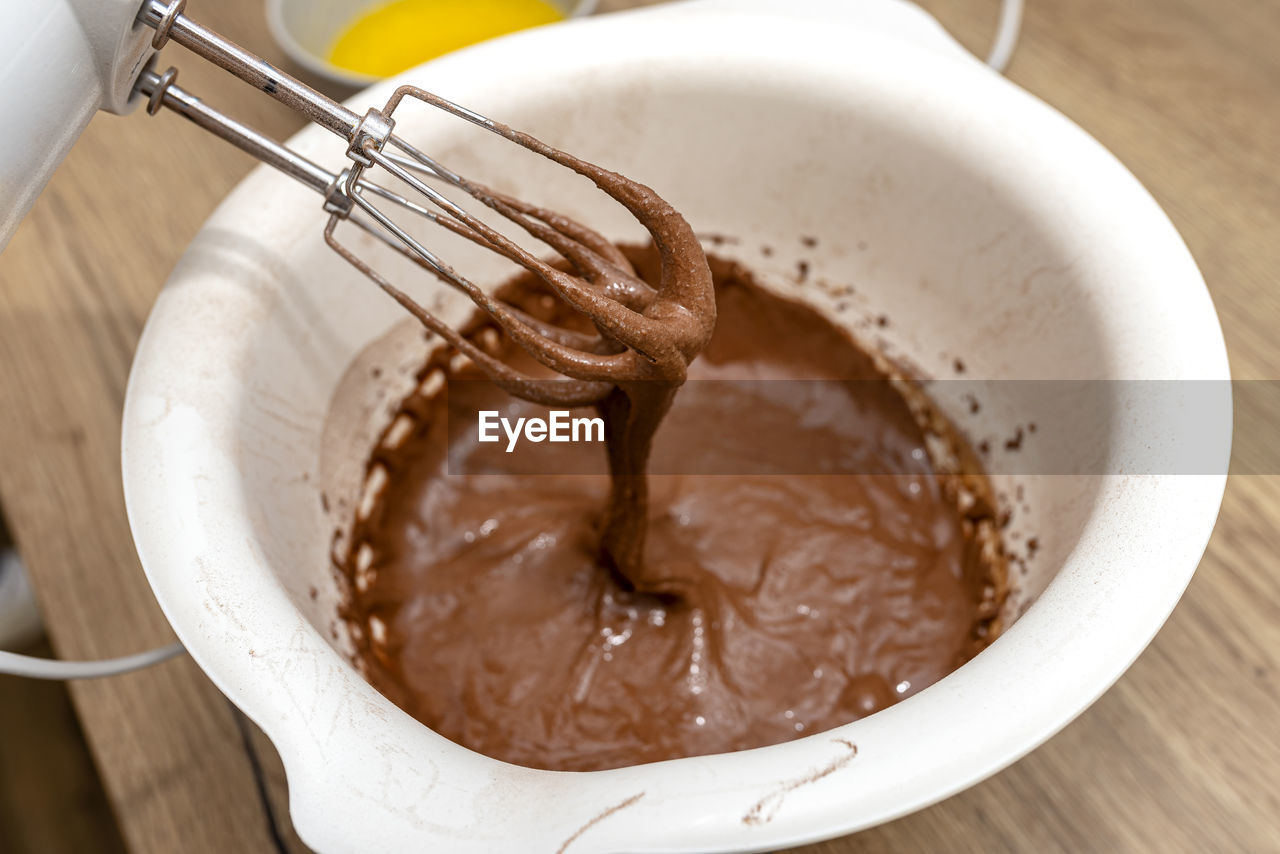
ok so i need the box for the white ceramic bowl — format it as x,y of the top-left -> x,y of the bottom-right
122,1 -> 1230,851
265,0 -> 599,88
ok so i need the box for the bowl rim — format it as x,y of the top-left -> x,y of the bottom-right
123,2 -> 1231,851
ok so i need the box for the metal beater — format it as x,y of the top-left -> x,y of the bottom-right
135,0 -> 709,407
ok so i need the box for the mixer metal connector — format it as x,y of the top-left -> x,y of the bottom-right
323,169 -> 357,219
146,0 -> 187,50
142,65 -> 178,117
347,109 -> 395,169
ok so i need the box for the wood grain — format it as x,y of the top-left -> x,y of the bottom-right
0,1 -> 1276,852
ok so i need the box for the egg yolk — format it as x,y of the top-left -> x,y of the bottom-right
329,0 -> 565,78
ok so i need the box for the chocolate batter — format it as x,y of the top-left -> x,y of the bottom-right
351,115 -> 716,594
340,247 -> 1007,772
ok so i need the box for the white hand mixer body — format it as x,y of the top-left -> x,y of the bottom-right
0,0 -> 154,248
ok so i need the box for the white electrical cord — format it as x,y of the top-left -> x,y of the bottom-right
0,642 -> 186,680
0,0 -> 1024,683
0,544 -> 187,678
0,548 -> 42,648
986,0 -> 1025,73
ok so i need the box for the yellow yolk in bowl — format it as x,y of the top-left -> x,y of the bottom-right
329,0 -> 565,78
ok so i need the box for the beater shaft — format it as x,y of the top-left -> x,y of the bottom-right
135,68 -> 337,200
138,0 -> 359,137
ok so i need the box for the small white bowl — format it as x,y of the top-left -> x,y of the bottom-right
266,0 -> 598,88
124,0 -> 1230,851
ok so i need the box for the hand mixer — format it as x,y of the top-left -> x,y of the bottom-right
10,0 -> 710,392
0,0 -> 716,677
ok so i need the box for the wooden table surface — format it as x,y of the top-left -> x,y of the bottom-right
1,0 -> 1277,851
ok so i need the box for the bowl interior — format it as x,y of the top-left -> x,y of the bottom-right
263,58 -> 1118,653
123,7 -> 1228,852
